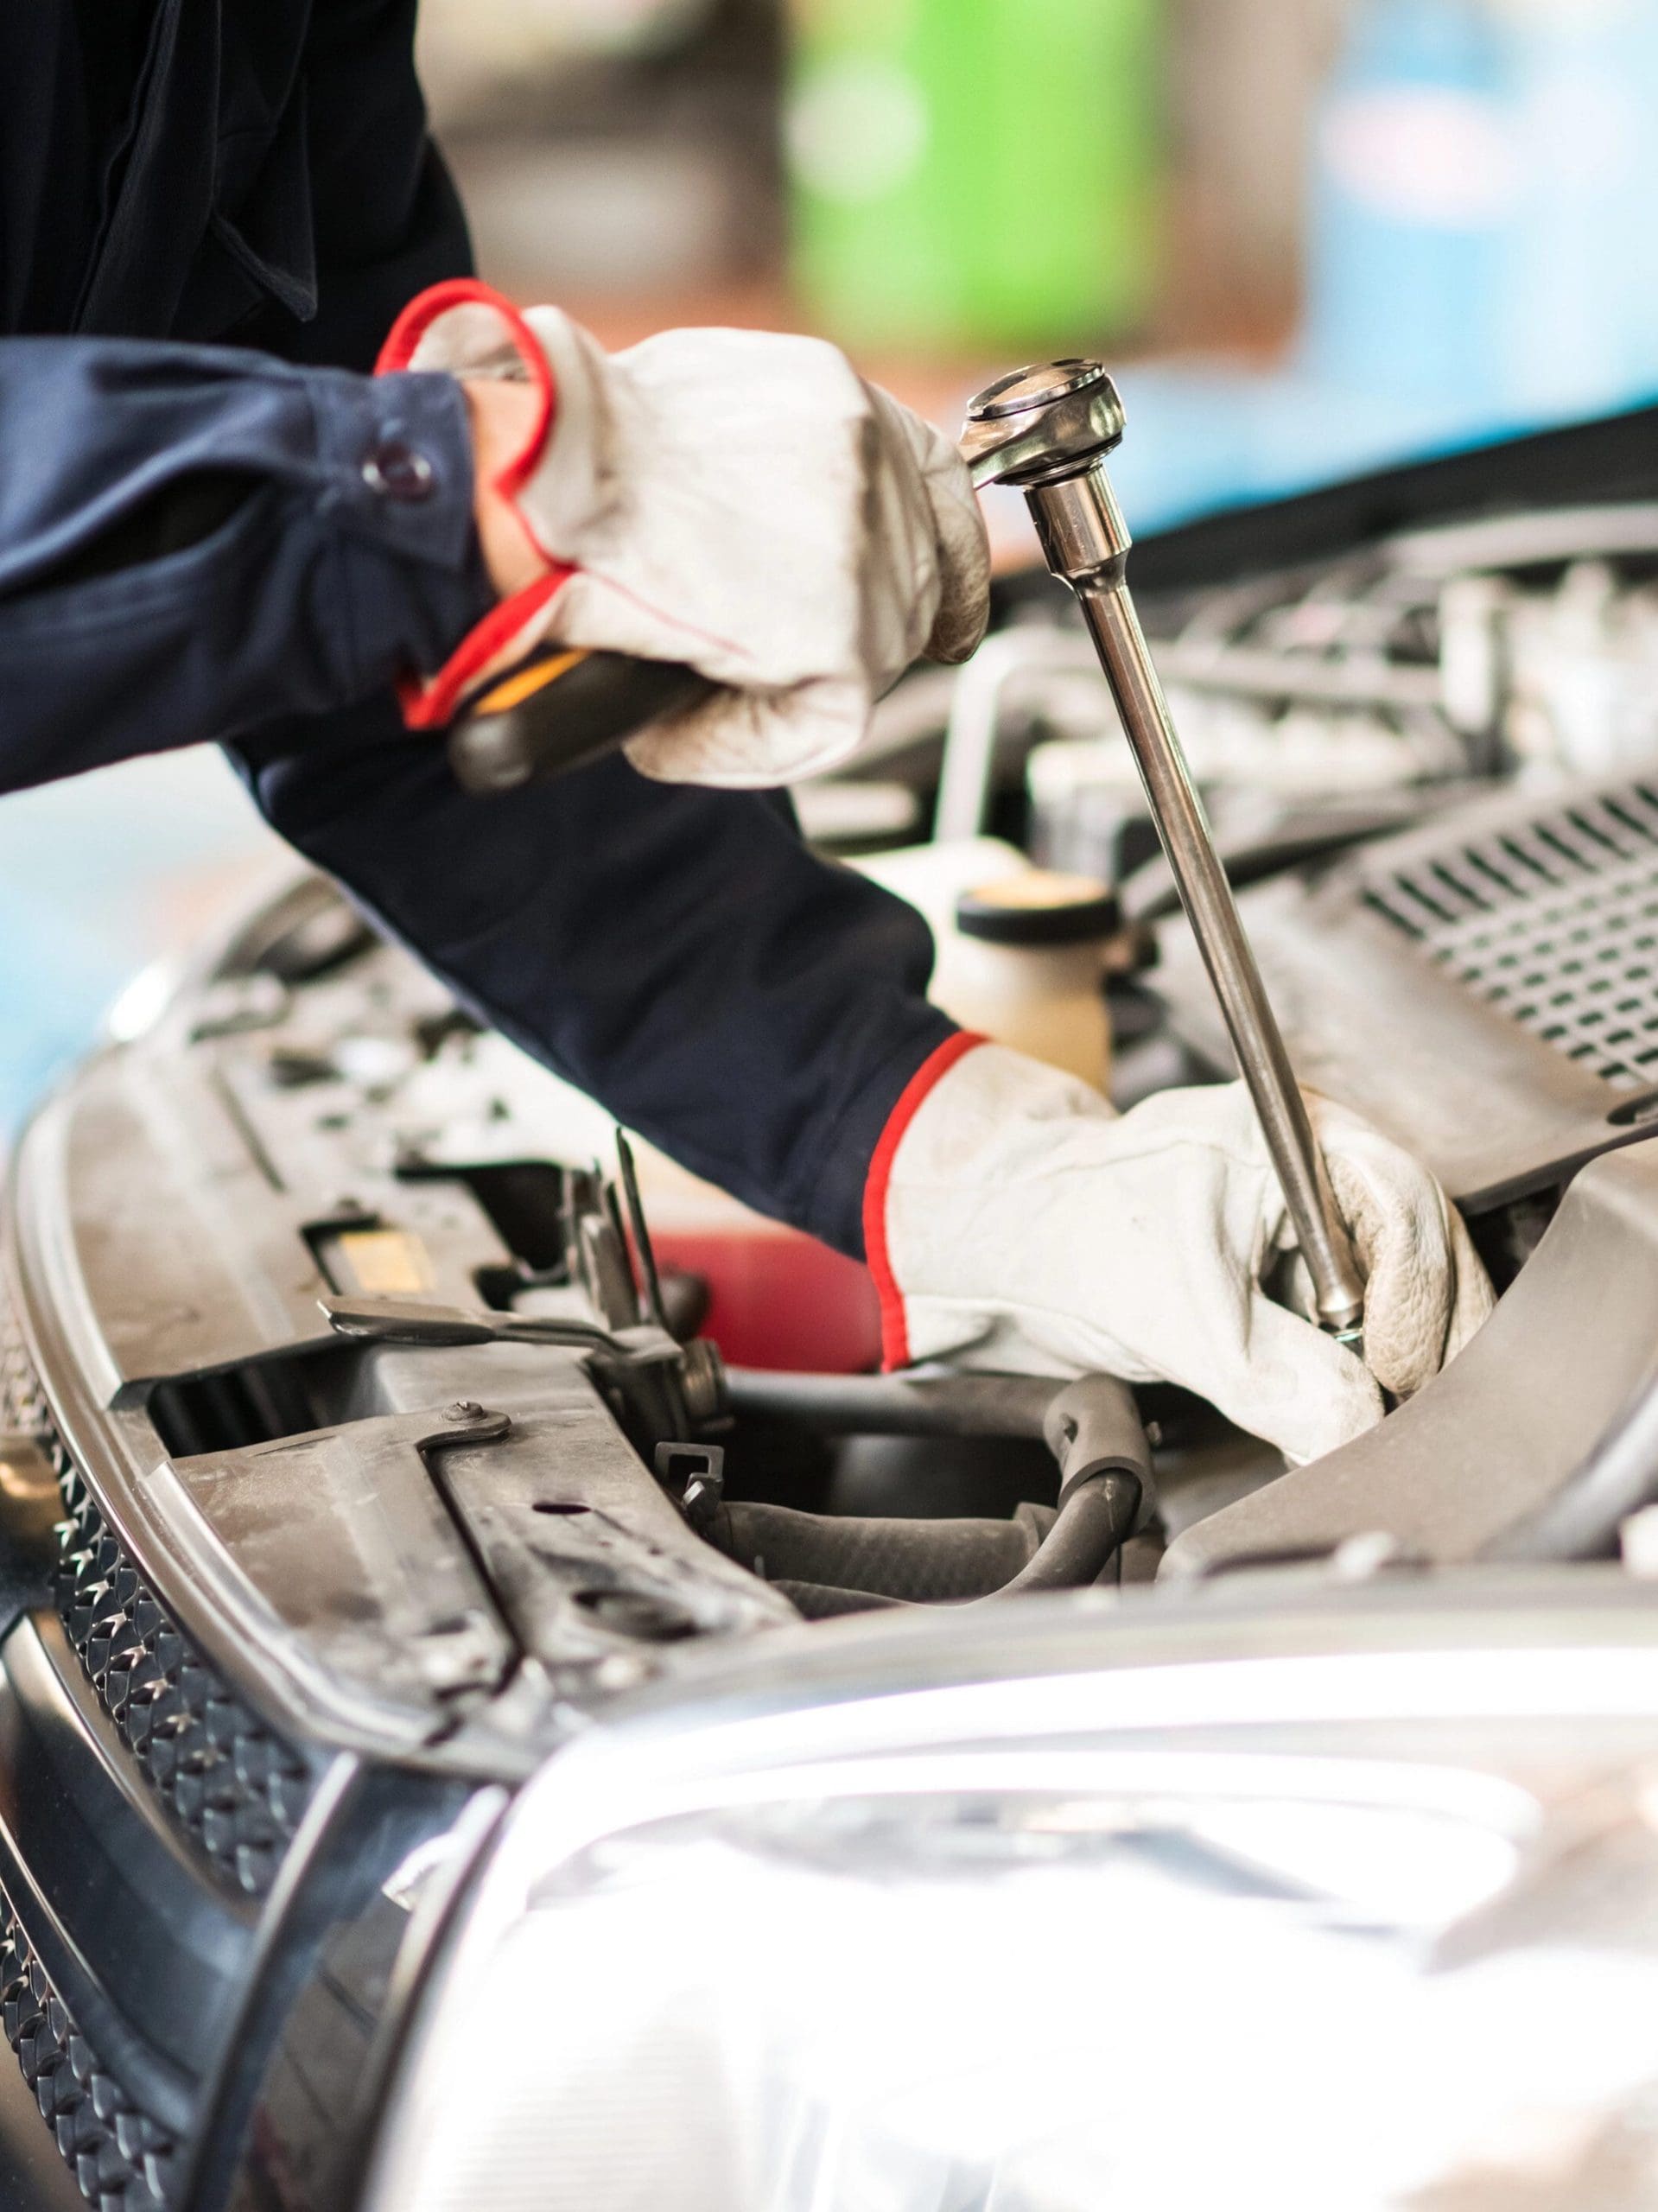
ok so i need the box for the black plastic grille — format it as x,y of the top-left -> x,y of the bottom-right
2,1290 -> 313,1897
0,1899 -> 173,2210
1365,780 -> 1658,1089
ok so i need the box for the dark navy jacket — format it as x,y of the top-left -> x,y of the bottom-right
0,0 -> 953,1255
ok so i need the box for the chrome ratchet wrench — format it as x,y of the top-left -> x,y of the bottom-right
962,361 -> 1368,1350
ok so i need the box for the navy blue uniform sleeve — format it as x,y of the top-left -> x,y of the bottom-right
0,338 -> 489,795
231,702 -> 957,1257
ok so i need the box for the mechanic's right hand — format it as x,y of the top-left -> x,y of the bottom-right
871,1040 -> 1496,1468
379,279 -> 990,782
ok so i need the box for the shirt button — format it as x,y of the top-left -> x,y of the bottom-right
362,442 -> 435,501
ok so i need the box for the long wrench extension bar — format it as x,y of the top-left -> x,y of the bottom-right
962,362 -> 1366,1344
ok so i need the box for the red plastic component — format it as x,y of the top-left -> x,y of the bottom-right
650,1217 -> 881,1374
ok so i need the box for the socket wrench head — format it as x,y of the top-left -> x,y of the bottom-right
962,360 -> 1133,593
961,360 -> 1126,493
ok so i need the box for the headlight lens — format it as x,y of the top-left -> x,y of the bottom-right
368,1624 -> 1658,2212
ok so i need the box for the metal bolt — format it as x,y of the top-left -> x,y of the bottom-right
678,1339 -> 727,1428
445,1401 -> 486,1421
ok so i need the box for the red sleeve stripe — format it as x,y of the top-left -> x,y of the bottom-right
376,276 -> 556,499
377,278 -> 576,731
862,1030 -> 987,1372
394,568 -> 574,731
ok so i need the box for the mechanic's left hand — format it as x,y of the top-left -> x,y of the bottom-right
381,281 -> 990,785
873,1040 -> 1496,1466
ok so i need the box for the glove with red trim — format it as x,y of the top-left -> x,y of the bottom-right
378,280 -> 990,787
866,1039 -> 1496,1468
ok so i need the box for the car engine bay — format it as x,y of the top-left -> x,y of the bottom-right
16,450 -> 1658,1764
8,417 -> 1658,2208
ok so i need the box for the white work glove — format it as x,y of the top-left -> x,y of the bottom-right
877,1043 -> 1496,1467
380,281 -> 989,785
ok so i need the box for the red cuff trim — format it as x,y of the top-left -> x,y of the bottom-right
378,279 -> 575,730
395,569 -> 574,732
863,1032 -> 987,1372
378,277 -> 557,505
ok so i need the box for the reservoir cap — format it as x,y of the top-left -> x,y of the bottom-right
956,870 -> 1121,947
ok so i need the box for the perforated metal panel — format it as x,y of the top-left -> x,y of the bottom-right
2,1287 -> 313,1897
1365,781 -> 1658,1090
0,1904 -> 173,2210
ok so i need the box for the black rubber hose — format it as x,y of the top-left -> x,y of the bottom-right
724,1368 -> 1056,1440
717,1369 -> 1152,1603
715,1481 -> 1138,1611
1040,1376 -> 1153,1509
994,1471 -> 1140,1594
724,1370 -> 1151,1496
709,1499 -> 1055,1602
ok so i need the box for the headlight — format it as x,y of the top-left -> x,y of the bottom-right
367,1599 -> 1658,2211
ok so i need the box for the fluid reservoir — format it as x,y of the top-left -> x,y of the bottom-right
942,873 -> 1117,1091
857,838 -> 1117,1092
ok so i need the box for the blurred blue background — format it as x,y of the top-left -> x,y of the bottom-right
10,0 -> 1658,1135
0,755 -> 277,1134
1112,0 -> 1658,532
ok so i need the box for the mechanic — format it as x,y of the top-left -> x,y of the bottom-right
0,0 -> 1490,1469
